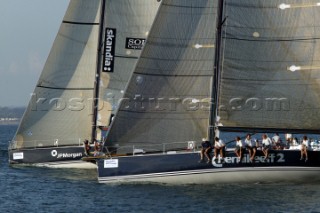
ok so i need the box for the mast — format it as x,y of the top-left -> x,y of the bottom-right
92,0 -> 106,141
209,0 -> 225,142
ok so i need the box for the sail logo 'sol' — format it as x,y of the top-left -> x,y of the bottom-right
126,38 -> 146,50
103,28 -> 116,72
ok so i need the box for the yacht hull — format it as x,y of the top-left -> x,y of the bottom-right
97,150 -> 320,184
9,146 -> 96,169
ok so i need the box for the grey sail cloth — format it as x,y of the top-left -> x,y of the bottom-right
12,0 -> 160,149
106,0 -> 219,152
217,0 -> 320,132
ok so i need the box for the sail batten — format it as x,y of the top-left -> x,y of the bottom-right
36,86 -> 94,90
62,21 -> 100,25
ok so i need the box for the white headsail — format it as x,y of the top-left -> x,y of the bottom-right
12,0 -> 160,149
14,1 -> 101,148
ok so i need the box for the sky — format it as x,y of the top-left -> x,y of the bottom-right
0,0 -> 69,107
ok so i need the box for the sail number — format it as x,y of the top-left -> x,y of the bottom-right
277,153 -> 285,163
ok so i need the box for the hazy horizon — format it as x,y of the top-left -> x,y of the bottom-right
0,0 -> 69,107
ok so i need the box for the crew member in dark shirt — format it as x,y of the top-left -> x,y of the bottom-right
199,138 -> 212,163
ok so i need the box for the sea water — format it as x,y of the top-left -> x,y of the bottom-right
1,125 -> 320,213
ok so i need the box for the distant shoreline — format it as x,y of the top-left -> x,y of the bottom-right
0,107 -> 24,126
0,121 -> 20,125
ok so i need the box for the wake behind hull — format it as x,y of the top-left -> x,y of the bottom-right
9,146 -> 96,169
97,150 -> 320,184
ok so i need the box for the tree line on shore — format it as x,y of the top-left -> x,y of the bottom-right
0,107 -> 25,119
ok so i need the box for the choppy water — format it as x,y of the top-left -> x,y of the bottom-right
1,125 -> 320,213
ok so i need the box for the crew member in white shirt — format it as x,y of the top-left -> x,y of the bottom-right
272,133 -> 281,150
245,134 -> 257,162
234,136 -> 244,162
214,137 -> 225,163
262,134 -> 272,162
